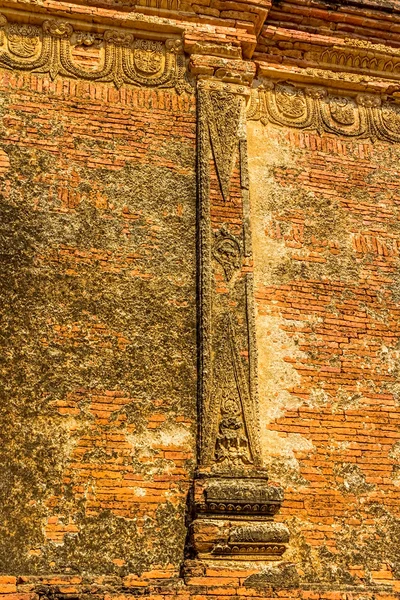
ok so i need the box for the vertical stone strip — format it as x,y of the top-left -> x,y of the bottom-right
197,82 -> 213,466
190,80 -> 289,562
197,81 -> 261,471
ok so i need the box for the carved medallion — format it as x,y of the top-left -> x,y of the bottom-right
381,102 -> 400,134
134,39 -> 163,75
329,96 -> 357,125
213,227 -> 241,281
7,24 -> 40,58
275,84 -> 307,119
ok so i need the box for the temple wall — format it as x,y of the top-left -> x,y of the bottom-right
248,117 -> 400,588
0,72 -> 197,576
1,0 -> 400,598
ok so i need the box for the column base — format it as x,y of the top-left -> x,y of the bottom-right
188,474 -> 290,561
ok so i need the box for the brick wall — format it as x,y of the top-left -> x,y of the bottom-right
0,71 -> 197,576
1,80 -> 399,600
1,1 -> 400,598
248,120 -> 400,595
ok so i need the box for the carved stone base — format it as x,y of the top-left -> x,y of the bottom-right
189,475 -> 289,561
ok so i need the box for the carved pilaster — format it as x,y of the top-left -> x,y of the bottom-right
192,79 -> 289,561
197,80 -> 261,472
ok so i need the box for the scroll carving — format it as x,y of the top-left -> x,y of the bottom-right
248,81 -> 400,143
191,80 -> 288,562
0,15 -> 191,93
213,226 -> 241,282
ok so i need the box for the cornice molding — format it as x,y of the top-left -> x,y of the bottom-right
0,0 -> 272,58
254,26 -> 400,89
3,0 -> 400,133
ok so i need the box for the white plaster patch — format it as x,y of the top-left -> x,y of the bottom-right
126,423 -> 193,458
247,121 -> 294,285
260,430 -> 314,459
257,314 -> 304,424
247,121 -> 314,468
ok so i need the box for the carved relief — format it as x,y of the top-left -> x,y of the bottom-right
327,96 -> 357,126
193,79 -> 288,561
275,83 -> 308,119
318,46 -> 400,77
74,32 -> 102,48
190,478 -> 289,560
0,15 -> 191,93
7,24 -> 41,58
249,81 -> 400,142
211,522 -> 289,559
197,83 -> 262,471
213,226 -> 241,281
205,89 -> 242,202
134,39 -> 163,74
381,102 -> 400,135
215,380 -> 252,467
197,479 -> 284,516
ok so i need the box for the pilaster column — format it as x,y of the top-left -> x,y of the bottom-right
190,76 -> 289,561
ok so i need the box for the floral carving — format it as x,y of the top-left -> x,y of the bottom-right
249,81 -> 400,143
381,102 -> 400,135
0,15 -> 191,93
275,84 -> 306,118
134,39 -> 163,75
328,96 -> 356,125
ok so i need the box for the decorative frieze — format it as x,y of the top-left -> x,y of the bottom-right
259,27 -> 400,81
247,81 -> 400,143
0,14 -> 191,92
318,45 -> 400,78
195,478 -> 284,517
